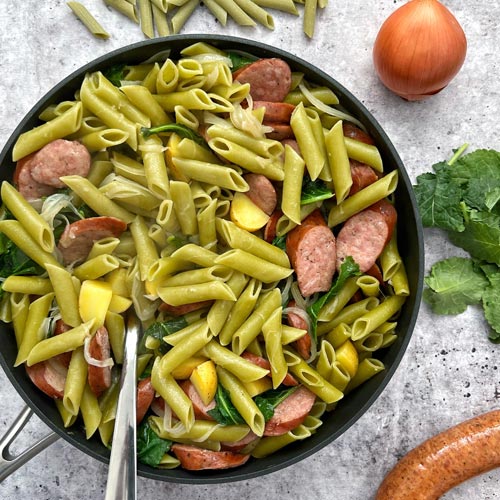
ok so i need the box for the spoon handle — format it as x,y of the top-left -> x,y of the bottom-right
105,312 -> 141,500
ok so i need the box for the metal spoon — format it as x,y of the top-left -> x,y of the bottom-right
105,311 -> 142,500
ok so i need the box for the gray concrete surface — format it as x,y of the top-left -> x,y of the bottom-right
0,1 -> 499,499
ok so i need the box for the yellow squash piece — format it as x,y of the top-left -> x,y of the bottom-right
190,359 -> 218,405
108,294 -> 133,314
165,133 -> 189,182
171,355 -> 208,379
335,339 -> 359,378
230,191 -> 270,232
79,280 -> 113,328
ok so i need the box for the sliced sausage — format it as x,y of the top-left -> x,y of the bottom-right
263,385 -> 316,436
286,209 -> 337,297
53,319 -> 73,368
25,358 -> 68,399
87,326 -> 112,398
342,122 -> 375,145
171,444 -> 250,470
136,377 -> 155,424
366,262 -> 384,284
14,139 -> 91,201
243,173 -> 277,216
376,410 -> 500,500
159,300 -> 213,316
263,209 -> 283,243
349,160 -> 379,196
233,58 -> 292,102
241,351 -> 298,387
286,301 -> 312,360
28,139 -> 91,187
253,101 -> 295,123
151,396 -> 166,417
264,123 -> 294,141
57,216 -> 128,265
221,431 -> 259,452
336,199 -> 397,273
179,380 -> 216,420
14,154 -> 57,201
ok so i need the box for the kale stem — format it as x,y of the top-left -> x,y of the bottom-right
447,143 -> 469,166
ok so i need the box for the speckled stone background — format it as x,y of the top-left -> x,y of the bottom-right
0,1 -> 499,499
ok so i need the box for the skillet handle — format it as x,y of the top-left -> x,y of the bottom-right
0,405 -> 59,482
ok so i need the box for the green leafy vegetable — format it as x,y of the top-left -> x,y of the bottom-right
254,387 -> 297,421
140,123 -> 206,147
300,177 -> 334,205
0,230 -> 44,299
307,257 -> 361,342
137,420 -> 172,467
139,317 -> 188,354
102,64 -> 127,87
415,147 -> 500,342
272,234 -> 286,251
227,52 -> 256,72
207,384 -> 245,425
423,257 -> 488,315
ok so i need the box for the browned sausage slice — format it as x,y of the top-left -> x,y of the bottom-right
264,122 -> 294,141
286,210 -> 337,297
14,154 -> 58,201
349,160 -> 379,196
342,122 -> 375,145
136,377 -> 155,424
57,216 -> 128,264
221,430 -> 259,452
25,358 -> 68,399
179,380 -> 216,420
263,385 -> 316,436
253,101 -> 295,123
28,139 -> 91,188
14,140 -> 91,201
286,300 -> 312,360
243,173 -> 277,216
159,300 -> 213,316
376,410 -> 500,500
53,319 -> 73,368
171,444 -> 250,470
241,351 -> 298,387
87,326 -> 112,397
263,209 -> 283,243
233,58 -> 292,102
336,200 -> 396,273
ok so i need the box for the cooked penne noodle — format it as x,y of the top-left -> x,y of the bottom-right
327,171 -> 398,227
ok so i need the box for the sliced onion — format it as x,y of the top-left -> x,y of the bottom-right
280,275 -> 294,306
290,282 -> 307,310
162,402 -> 187,437
203,111 -> 231,128
189,53 -> 233,67
40,193 -> 83,229
230,97 -> 273,138
142,49 -> 171,64
190,424 -> 223,443
83,336 -> 115,368
298,82 -> 366,131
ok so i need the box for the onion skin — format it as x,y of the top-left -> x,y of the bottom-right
373,0 -> 467,101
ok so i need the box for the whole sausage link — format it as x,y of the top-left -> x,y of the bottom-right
376,409 -> 500,500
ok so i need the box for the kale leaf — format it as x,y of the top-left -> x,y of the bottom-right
207,384 -> 245,425
137,420 -> 172,467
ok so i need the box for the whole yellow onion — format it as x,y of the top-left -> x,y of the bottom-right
373,0 -> 467,100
